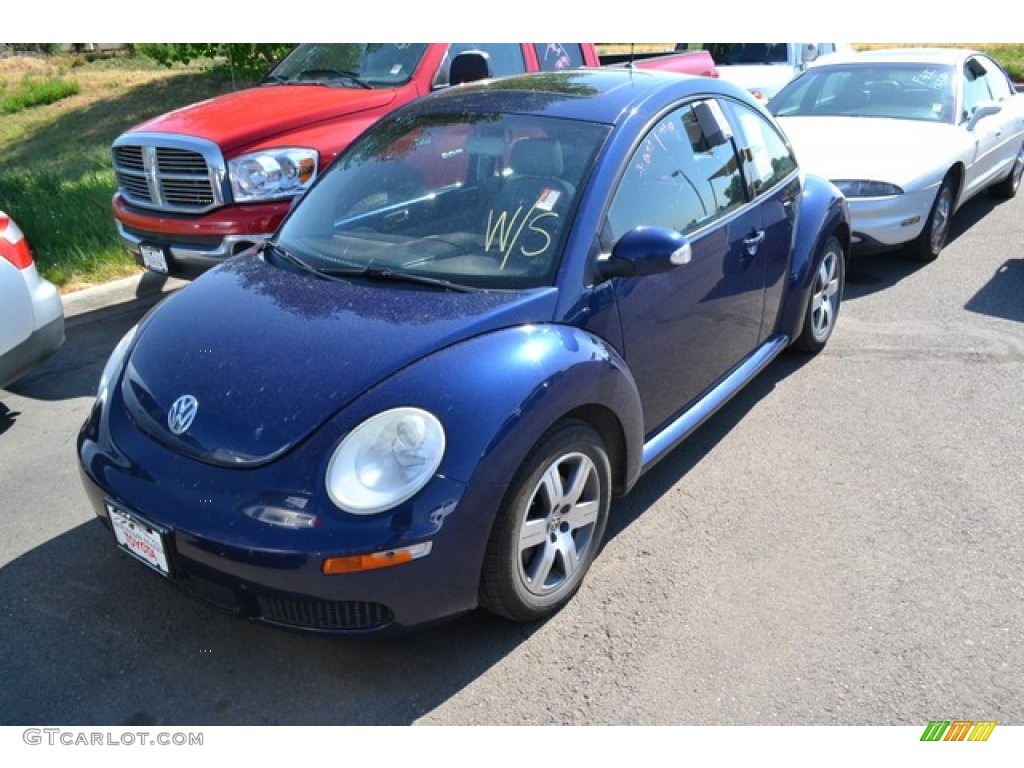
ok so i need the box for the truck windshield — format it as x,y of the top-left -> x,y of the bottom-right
273,111 -> 610,290
699,44 -> 789,65
264,44 -> 430,87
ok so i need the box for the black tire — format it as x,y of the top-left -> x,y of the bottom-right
908,175 -> 955,262
989,142 -> 1024,200
479,420 -> 611,622
792,235 -> 844,353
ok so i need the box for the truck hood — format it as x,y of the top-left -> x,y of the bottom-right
776,116 -> 963,186
120,255 -> 558,466
130,84 -> 399,153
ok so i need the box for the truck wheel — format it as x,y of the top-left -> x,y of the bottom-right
480,421 -> 611,622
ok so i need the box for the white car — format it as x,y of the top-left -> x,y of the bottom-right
694,43 -> 850,101
0,211 -> 64,388
769,48 -> 1024,260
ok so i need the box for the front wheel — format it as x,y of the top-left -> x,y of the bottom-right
479,421 -> 611,622
792,235 -> 844,353
990,142 -> 1024,199
908,176 -> 955,262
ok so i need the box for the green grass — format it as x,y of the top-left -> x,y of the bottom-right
1,76 -> 80,114
0,52 -> 257,290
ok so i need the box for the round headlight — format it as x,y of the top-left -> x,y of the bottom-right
326,408 -> 446,515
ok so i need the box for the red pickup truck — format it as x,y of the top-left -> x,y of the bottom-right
111,43 -> 716,274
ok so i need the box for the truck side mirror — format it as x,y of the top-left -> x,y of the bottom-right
450,51 -> 492,85
801,44 -> 819,66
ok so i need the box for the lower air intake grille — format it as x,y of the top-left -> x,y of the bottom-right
257,596 -> 394,631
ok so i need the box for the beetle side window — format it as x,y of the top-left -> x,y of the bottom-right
606,101 -> 746,242
726,101 -> 798,196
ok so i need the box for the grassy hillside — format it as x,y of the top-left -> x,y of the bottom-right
0,52 -> 257,290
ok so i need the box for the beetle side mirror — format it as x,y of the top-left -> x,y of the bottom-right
597,227 -> 692,279
967,100 -> 1002,131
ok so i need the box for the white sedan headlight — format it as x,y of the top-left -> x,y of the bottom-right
326,408 -> 446,515
832,180 -> 904,198
229,148 -> 318,202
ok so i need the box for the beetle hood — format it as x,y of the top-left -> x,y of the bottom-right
119,256 -> 558,466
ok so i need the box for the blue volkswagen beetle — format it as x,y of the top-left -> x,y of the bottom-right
78,69 -> 849,634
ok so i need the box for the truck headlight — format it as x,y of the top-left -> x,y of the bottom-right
229,148 -> 318,202
326,408 -> 446,515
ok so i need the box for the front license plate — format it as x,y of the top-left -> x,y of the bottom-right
107,503 -> 172,577
140,244 -> 169,274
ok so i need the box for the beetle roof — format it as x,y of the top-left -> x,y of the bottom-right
402,68 -> 759,126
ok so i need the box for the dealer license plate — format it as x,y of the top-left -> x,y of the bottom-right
140,244 -> 169,274
107,502 -> 172,577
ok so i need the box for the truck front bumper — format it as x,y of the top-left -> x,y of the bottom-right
112,194 -> 283,274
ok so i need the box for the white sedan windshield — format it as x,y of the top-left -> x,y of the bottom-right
771,63 -> 956,124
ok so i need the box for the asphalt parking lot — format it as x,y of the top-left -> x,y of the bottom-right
1,189 -> 1021,726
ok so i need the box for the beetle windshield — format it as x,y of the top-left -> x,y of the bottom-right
770,63 -> 956,123
273,111 -> 610,290
264,44 -> 430,87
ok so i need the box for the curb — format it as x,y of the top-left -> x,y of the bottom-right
61,271 -> 188,322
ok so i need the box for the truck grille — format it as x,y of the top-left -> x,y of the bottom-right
112,135 -> 226,214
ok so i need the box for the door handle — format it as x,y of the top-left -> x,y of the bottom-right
744,230 -> 766,256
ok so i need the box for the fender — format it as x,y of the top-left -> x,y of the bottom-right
334,323 -> 647,495
776,172 -> 850,341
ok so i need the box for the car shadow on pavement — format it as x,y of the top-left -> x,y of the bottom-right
964,258 -> 1024,324
0,403 -> 19,435
4,295 -> 163,403
0,350 -> 814,727
604,349 -> 812,543
843,191 -> 1011,301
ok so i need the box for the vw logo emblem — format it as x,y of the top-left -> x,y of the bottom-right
167,394 -> 198,435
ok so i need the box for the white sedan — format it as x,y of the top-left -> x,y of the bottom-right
1,211 -> 64,389
769,48 -> 1024,260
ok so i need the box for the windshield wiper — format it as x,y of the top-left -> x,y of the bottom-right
263,241 -> 319,275
289,68 -> 373,89
266,244 -> 474,292
319,265 -> 476,292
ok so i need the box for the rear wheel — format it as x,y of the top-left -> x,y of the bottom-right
480,421 -> 611,622
908,175 -> 955,262
990,142 -> 1024,199
792,235 -> 844,353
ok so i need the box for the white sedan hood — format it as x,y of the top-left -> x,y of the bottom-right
777,116 -> 965,187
